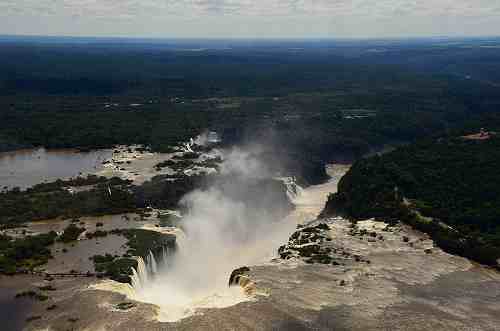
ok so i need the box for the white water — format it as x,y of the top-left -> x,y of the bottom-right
130,228 -> 254,322
182,138 -> 196,153
131,246 -> 171,291
128,155 -> 348,322
284,164 -> 349,226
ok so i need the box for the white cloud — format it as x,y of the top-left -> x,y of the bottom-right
1,0 -> 499,38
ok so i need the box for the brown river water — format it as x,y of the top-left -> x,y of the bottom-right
0,148 -> 113,190
3,147 -> 499,331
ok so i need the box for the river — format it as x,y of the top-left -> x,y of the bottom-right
0,148 -> 112,190
120,163 -> 351,322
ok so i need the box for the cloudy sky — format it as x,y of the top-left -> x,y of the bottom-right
1,0 -> 499,38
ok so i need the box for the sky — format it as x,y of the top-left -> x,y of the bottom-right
1,0 -> 500,39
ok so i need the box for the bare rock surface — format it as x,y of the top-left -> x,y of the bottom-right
22,217 -> 500,331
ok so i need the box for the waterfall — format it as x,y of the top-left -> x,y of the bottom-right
131,256 -> 149,290
131,267 -> 141,290
183,143 -> 194,153
125,148 -> 307,322
130,251 -> 165,291
182,138 -> 195,153
162,246 -> 169,268
174,229 -> 188,252
278,176 -> 304,202
148,251 -> 158,274
130,229 -> 186,292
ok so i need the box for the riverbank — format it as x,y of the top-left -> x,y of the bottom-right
13,161 -> 500,331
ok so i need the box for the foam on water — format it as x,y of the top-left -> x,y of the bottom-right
125,164 -> 349,322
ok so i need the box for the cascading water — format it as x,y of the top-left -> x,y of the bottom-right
90,160 -> 348,324
130,257 -> 147,290
148,251 -> 158,274
126,147 -> 314,322
279,176 -> 304,202
131,246 -> 173,291
182,138 -> 195,153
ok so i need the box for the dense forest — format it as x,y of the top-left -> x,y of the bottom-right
2,38 -> 500,269
2,38 -> 500,184
324,130 -> 500,267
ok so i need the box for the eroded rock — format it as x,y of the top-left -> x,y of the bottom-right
278,222 -> 340,265
228,266 -> 250,287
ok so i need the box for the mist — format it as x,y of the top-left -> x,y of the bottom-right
131,145 -> 299,321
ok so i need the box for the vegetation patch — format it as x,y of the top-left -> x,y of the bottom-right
278,223 -> 339,265
91,254 -> 137,283
173,152 -> 199,160
58,224 -> 85,243
158,214 -> 182,228
38,285 -> 57,291
15,290 -> 49,301
0,232 -> 57,274
119,229 -> 176,257
325,135 -> 500,267
85,230 -> 109,239
155,159 -> 195,172
0,176 -> 136,226
115,302 -> 136,310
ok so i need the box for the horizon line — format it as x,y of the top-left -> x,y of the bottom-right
2,33 -> 500,43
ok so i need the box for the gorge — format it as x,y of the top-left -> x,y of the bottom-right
115,147 -> 343,322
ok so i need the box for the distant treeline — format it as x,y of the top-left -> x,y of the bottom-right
1,39 -> 500,97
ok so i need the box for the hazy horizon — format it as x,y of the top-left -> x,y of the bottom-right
1,0 -> 500,39
2,32 -> 499,42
